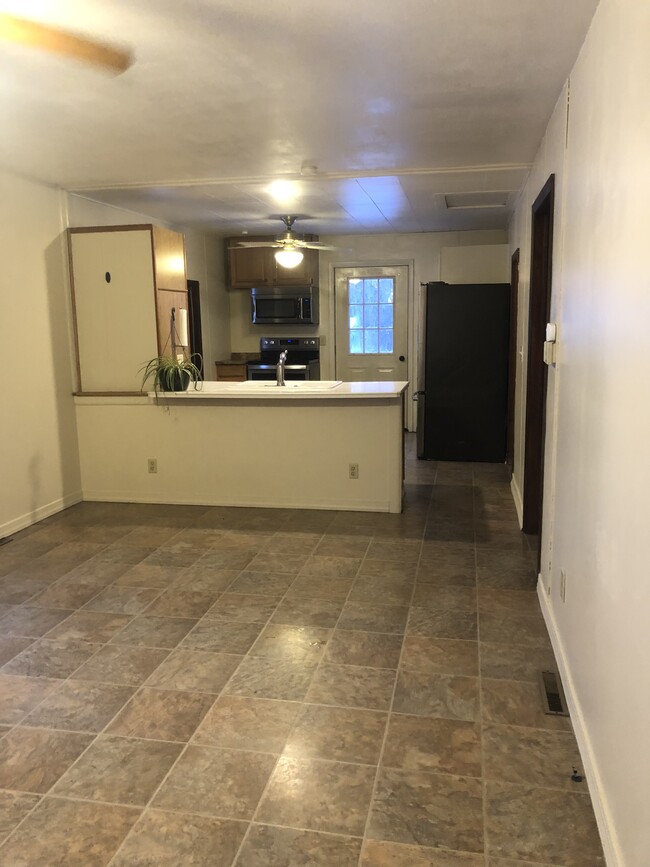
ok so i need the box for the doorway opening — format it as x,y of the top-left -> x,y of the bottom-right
522,175 -> 555,564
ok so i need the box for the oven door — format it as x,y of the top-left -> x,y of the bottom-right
247,364 -> 310,381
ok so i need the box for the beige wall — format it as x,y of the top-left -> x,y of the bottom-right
67,195 -> 230,380
228,230 -> 507,381
509,1 -> 650,863
0,171 -> 82,536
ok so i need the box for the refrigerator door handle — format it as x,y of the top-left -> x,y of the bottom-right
412,391 -> 425,400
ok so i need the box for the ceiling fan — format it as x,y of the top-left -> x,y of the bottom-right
0,12 -> 133,74
232,215 -> 334,269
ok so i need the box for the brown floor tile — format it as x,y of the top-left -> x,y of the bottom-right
247,552 -> 307,574
477,588 -> 541,616
106,687 -> 214,742
206,593 -> 281,622
45,611 -> 132,642
368,768 -> 483,852
401,636 -> 478,676
325,630 -> 403,669
256,756 -> 376,836
393,670 -> 479,721
229,571 -> 295,595
154,744 -> 276,819
182,620 -> 263,654
0,797 -> 140,866
144,589 -> 219,618
359,559 -> 417,581
73,645 -> 169,686
481,679 -> 572,731
0,577 -> 55,605
123,526 -> 184,546
482,724 -> 586,790
383,714 -> 481,777
194,695 -> 300,753
349,578 -> 415,606
366,539 -> 422,563
305,663 -> 396,710
145,649 -> 241,693
26,580 -> 103,609
96,544 -> 156,566
225,656 -> 318,701
270,596 -> 344,628
0,674 -> 60,724
0,726 -> 93,792
113,563 -> 185,588
2,638 -> 100,679
83,586 -> 161,616
110,615 -> 198,648
297,555 -> 361,579
361,840 -> 484,865
265,532 -> 322,555
479,610 -> 550,648
412,585 -> 477,611
407,607 -> 478,641
480,643 -> 558,682
0,637 -> 34,667
111,809 -> 247,866
285,704 -> 387,764
250,624 -> 330,661
197,549 -> 257,571
0,790 -> 41,844
337,601 -> 409,634
485,781 -> 605,865
285,575 -> 354,601
24,680 -> 135,732
175,565 -> 239,593
52,735 -> 182,805
237,824 -> 362,866
0,606 -> 73,638
142,547 -> 204,569
315,534 -> 372,557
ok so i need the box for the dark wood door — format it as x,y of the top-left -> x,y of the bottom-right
523,176 -> 555,554
506,250 -> 519,474
187,280 -> 203,375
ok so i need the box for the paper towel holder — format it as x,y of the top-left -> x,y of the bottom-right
170,306 -> 189,357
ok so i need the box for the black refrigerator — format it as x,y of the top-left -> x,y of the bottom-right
416,281 -> 510,462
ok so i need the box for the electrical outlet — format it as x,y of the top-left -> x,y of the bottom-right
147,458 -> 158,474
560,569 -> 567,602
349,463 -> 359,480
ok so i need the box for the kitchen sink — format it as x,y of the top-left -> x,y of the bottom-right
229,380 -> 343,391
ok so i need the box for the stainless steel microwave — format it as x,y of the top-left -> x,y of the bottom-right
251,286 -> 319,325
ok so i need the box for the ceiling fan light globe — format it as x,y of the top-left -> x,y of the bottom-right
275,248 -> 304,269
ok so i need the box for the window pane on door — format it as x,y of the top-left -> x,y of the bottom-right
348,276 -> 395,355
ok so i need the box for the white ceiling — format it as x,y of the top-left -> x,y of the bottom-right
0,0 -> 599,234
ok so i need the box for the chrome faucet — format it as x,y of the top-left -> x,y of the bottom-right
276,350 -> 288,386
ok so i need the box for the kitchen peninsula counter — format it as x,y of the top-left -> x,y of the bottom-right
74,382 -> 408,513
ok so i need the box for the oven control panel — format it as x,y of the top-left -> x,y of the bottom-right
260,337 -> 320,350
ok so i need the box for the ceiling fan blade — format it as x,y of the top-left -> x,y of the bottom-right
298,241 -> 336,251
0,13 -> 133,74
230,241 -> 281,249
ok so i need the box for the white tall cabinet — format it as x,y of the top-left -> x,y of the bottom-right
68,225 -> 187,394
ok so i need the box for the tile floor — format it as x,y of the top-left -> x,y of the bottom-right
0,436 -> 605,866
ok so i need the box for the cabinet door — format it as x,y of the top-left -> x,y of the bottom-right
152,226 -> 186,292
227,240 -> 272,288
70,229 -> 158,392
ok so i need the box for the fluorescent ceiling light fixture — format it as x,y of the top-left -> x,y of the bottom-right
275,248 -> 304,268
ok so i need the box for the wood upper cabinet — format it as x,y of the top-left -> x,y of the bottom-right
68,224 -> 187,394
226,238 -> 319,289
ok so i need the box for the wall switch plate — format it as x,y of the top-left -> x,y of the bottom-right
560,569 -> 567,602
349,463 -> 359,479
148,458 -> 158,474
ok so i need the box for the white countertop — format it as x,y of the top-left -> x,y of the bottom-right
148,381 -> 409,401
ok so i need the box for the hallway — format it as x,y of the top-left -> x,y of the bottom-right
0,439 -> 604,865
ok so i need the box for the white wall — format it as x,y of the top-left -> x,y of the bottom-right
228,230 -> 507,381
0,171 -> 82,536
509,1 -> 650,863
67,195 -> 230,379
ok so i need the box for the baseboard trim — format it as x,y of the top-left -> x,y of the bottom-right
537,581 -> 623,867
1,490 -> 83,539
510,474 -> 523,527
80,491 -> 391,513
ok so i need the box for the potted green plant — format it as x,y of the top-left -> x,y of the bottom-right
140,354 -> 203,393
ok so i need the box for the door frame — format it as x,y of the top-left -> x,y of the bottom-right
506,249 -> 519,474
329,260 -> 416,429
522,175 -> 555,553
